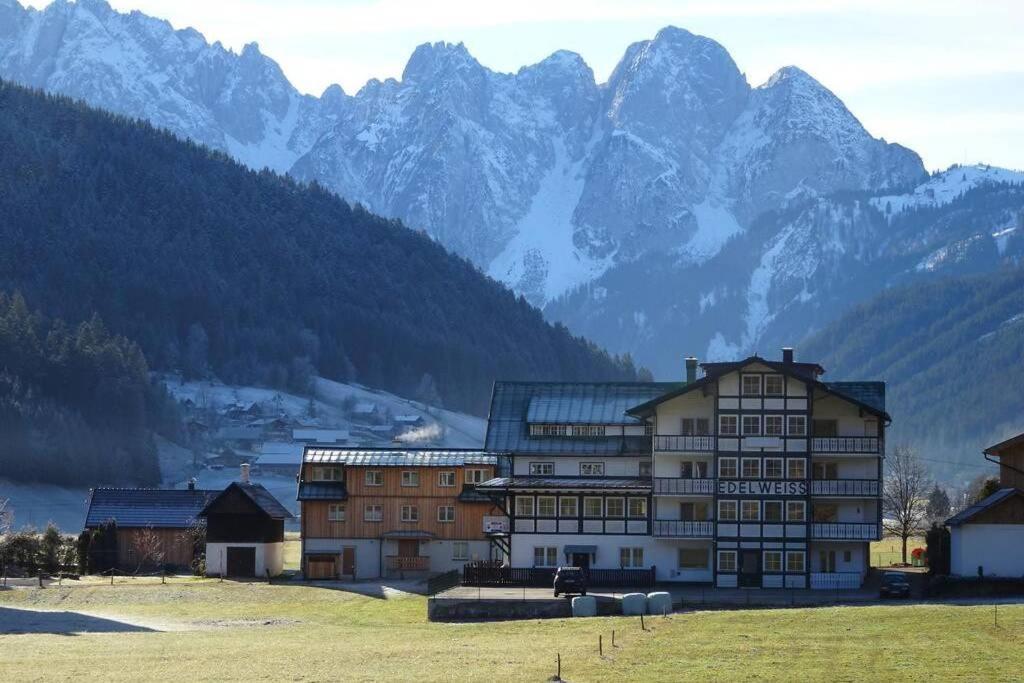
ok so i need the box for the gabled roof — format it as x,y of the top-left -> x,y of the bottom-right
199,482 -> 293,519
984,432 -> 1024,456
485,381 -> 681,455
626,356 -> 890,421
84,488 -> 218,529
946,488 -> 1024,526
303,447 -> 495,467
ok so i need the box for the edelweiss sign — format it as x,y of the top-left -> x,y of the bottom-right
718,480 -> 808,496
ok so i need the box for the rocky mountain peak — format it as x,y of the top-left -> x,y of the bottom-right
401,41 -> 482,83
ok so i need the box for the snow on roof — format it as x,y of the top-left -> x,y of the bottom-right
304,448 -> 495,467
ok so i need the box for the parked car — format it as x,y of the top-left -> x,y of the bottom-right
553,567 -> 588,597
879,571 -> 911,599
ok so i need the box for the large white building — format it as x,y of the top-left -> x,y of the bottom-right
478,348 -> 887,589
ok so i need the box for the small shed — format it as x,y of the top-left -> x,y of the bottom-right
200,481 -> 293,578
947,488 -> 1024,577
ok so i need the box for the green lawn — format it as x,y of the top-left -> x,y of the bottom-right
1,578 -> 1022,681
871,536 -> 927,567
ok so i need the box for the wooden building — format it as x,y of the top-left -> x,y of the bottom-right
83,473 -> 293,577
201,480 -> 293,578
298,448 -> 504,579
947,432 -> 1024,577
83,486 -> 217,571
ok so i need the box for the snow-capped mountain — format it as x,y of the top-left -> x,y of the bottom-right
0,2 -> 925,308
8,1 -> 1017,380
0,0 -> 345,171
547,164 -> 1024,376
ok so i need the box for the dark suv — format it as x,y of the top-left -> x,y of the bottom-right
553,567 -> 588,597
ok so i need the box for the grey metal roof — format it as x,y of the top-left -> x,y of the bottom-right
229,483 -> 294,519
946,488 -> 1022,526
825,382 -> 886,414
297,481 -> 348,501
486,382 -> 680,455
84,488 -> 218,529
303,448 -> 496,467
458,485 -> 495,503
476,476 -> 652,491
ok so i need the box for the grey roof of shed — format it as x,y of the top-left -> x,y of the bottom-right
476,476 -> 652,491
945,488 -> 1023,526
84,488 -> 218,529
485,381 -> 680,455
200,482 -> 293,519
303,447 -> 496,467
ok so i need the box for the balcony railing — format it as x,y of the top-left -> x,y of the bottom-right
811,437 -> 881,454
811,523 -> 879,540
653,477 -> 716,495
654,435 -> 716,452
810,572 -> 863,590
810,479 -> 880,497
652,520 -> 714,538
385,556 -> 429,571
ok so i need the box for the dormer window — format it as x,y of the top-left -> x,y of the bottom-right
742,375 -> 762,396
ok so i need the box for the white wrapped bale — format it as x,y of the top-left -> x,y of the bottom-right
571,595 -> 597,617
621,592 -> 647,615
647,592 -> 672,615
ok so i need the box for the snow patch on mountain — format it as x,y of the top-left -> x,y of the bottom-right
873,164 -> 1024,216
487,136 -> 613,304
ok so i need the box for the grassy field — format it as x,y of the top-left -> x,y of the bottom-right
871,536 -> 927,567
2,576 -> 1023,681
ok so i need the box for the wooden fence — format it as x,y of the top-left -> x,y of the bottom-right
462,562 -> 656,588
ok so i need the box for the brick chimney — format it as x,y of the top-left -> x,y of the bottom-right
187,478 -> 196,491
240,463 -> 250,484
685,356 -> 698,383
782,347 -> 794,364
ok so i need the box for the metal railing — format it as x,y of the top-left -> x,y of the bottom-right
811,437 -> 881,454
654,435 -> 716,452
809,572 -> 863,590
811,523 -> 879,540
652,520 -> 714,538
653,477 -> 716,495
810,479 -> 880,496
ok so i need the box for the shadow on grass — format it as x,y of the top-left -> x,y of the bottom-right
0,607 -> 158,635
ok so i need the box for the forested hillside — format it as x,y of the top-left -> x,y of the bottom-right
0,292 -> 172,486
802,266 -> 1024,482
0,80 -> 640,415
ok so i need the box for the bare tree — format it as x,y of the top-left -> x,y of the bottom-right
132,527 -> 166,573
0,498 -> 12,582
883,446 -> 932,564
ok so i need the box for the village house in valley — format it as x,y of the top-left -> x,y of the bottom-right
298,448 -> 503,579
477,348 -> 888,589
946,432 -> 1024,577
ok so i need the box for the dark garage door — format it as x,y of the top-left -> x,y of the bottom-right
226,546 -> 256,577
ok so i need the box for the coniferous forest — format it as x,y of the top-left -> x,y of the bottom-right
0,79 -> 641,430
0,292 -> 172,485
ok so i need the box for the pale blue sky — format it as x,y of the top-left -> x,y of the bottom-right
31,0 -> 1024,170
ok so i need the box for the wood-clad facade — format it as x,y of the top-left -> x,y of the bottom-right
298,449 -> 503,579
114,528 -> 197,569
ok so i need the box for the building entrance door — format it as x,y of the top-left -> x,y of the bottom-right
342,546 -> 356,578
398,539 -> 419,557
571,553 -> 591,570
739,550 -> 760,588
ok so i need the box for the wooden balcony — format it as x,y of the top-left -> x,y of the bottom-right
810,523 -> 880,540
385,556 -> 429,571
653,477 -> 715,495
654,435 -> 716,452
652,520 -> 714,538
810,479 -> 880,497
811,437 -> 882,454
